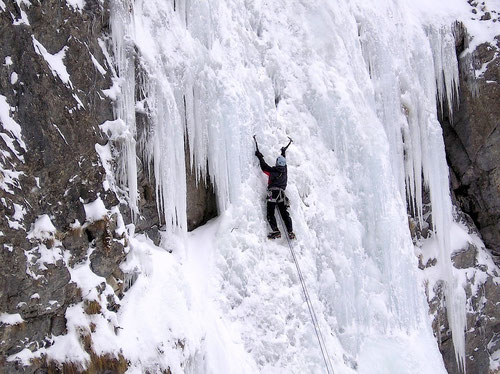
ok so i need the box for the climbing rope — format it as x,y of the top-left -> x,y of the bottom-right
278,213 -> 335,374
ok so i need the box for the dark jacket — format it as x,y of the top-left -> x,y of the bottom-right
257,149 -> 287,190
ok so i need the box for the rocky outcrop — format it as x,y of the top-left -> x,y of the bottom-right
0,0 -> 126,372
432,17 -> 500,374
419,210 -> 500,374
440,22 -> 500,260
185,141 -> 218,232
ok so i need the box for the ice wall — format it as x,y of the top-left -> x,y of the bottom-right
106,0 -> 468,371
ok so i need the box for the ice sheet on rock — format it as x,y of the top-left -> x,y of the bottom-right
354,4 -> 466,366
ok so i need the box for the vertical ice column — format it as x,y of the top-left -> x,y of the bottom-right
110,0 -> 139,220
425,25 -> 466,372
146,77 -> 188,233
357,13 -> 466,369
423,120 -> 467,372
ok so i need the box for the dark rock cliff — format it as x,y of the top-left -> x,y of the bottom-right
441,23 -> 500,262
0,0 -> 126,372
421,210 -> 500,374
433,20 -> 500,374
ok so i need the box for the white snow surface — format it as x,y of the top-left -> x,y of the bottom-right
0,312 -> 24,325
0,94 -> 26,158
83,197 -> 108,222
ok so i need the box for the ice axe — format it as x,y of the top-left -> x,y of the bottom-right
282,136 -> 293,152
254,135 -> 293,153
253,134 -> 260,153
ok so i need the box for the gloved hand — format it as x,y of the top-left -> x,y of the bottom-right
281,147 -> 286,153
255,150 -> 263,158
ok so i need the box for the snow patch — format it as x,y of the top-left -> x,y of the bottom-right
12,203 -> 26,221
10,72 -> 18,84
90,52 -> 107,75
27,214 -> 57,241
0,313 -> 24,325
95,143 -> 113,191
65,0 -> 86,11
0,94 -> 26,157
32,37 -> 73,88
99,119 -> 130,141
0,169 -> 23,194
52,123 -> 69,145
13,7 -> 30,26
102,77 -> 121,100
83,197 -> 108,222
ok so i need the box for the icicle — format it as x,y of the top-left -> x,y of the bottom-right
426,25 -> 460,120
110,0 -> 139,220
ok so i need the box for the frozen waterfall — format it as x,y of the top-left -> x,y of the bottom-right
106,0 -> 468,372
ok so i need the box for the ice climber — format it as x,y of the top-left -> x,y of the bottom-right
254,137 -> 296,240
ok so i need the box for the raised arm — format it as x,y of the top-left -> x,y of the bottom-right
255,151 -> 273,172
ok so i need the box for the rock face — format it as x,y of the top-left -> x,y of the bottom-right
186,164 -> 218,232
432,20 -> 500,374
185,142 -> 218,232
420,211 -> 500,374
440,25 -> 500,260
0,0 -> 127,372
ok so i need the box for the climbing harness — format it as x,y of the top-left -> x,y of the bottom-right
267,187 -> 285,203
278,212 -> 335,374
266,187 -> 291,207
